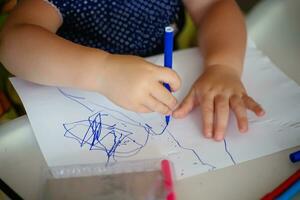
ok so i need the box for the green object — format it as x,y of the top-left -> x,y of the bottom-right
0,107 -> 18,124
176,12 -> 197,49
6,79 -> 23,106
0,11 -> 23,121
0,14 -> 7,29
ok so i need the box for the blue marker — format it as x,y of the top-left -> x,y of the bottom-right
164,26 -> 174,125
276,180 -> 300,200
290,150 -> 300,163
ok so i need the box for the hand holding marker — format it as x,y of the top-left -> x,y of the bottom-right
164,26 -> 174,125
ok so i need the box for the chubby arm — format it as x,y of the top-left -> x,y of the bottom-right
0,0 -> 181,115
0,0 -> 109,91
174,0 -> 264,140
183,0 -> 246,73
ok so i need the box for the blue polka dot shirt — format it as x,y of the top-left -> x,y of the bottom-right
47,0 -> 184,57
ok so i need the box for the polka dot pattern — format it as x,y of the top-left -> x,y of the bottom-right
48,0 -> 183,56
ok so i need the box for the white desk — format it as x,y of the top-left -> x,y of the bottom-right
1,55 -> 300,199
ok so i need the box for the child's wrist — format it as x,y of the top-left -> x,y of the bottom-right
78,48 -> 111,93
205,63 -> 243,78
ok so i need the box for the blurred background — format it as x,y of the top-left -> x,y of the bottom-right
237,0 -> 263,12
0,0 -> 299,124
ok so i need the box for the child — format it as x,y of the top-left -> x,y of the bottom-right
0,0 -> 264,141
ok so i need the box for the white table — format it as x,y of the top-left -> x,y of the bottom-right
1,54 -> 300,199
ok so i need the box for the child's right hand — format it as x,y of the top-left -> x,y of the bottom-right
98,54 -> 181,115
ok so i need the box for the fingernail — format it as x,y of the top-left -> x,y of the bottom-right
259,110 -> 265,116
215,134 -> 224,141
204,129 -> 212,138
240,126 -> 247,133
205,132 -> 212,138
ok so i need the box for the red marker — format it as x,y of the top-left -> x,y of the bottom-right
261,169 -> 300,200
161,159 -> 176,200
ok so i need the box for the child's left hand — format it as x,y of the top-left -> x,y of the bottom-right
173,64 -> 265,141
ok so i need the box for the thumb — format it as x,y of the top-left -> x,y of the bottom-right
173,89 -> 198,118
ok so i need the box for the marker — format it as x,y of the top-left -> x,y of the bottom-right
276,180 -> 300,200
261,169 -> 300,200
161,159 -> 176,200
164,26 -> 174,125
290,150 -> 300,163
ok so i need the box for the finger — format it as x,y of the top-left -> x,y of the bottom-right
136,105 -> 152,113
143,95 -> 171,115
200,95 -> 214,138
242,95 -> 265,116
173,89 -> 197,118
151,84 -> 177,110
214,95 -> 230,141
230,95 -> 248,133
156,67 -> 181,92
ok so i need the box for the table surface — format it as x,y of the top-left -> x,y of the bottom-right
1,48 -> 300,199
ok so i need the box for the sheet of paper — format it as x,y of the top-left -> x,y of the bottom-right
10,45 -> 300,180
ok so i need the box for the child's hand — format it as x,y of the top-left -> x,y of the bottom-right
99,54 -> 181,115
173,65 -> 265,141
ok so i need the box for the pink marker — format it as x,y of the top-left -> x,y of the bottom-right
161,159 -> 176,200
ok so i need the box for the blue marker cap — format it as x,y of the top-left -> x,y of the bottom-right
290,150 -> 300,163
164,26 -> 174,69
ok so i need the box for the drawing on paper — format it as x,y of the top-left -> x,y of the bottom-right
59,88 -> 236,169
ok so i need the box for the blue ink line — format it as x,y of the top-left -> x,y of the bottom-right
166,130 -> 216,170
63,111 -> 147,164
224,139 -> 236,165
58,88 -> 94,112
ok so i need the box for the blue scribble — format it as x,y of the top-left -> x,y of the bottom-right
63,108 -> 170,163
58,88 -> 235,168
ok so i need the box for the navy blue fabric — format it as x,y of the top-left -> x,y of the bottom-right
48,0 -> 184,57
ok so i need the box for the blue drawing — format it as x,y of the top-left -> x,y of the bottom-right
58,88 -> 236,170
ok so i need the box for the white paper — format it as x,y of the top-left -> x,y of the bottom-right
10,46 -> 300,180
